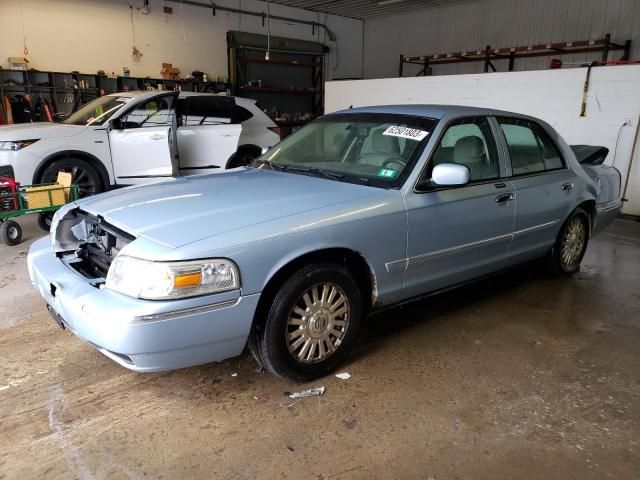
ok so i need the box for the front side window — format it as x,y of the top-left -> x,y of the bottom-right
497,117 -> 565,175
430,116 -> 500,182
63,96 -> 132,126
122,96 -> 175,128
254,113 -> 437,188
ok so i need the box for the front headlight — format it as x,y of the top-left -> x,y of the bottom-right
105,256 -> 240,300
0,139 -> 39,151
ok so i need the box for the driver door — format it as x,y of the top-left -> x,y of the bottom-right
108,92 -> 179,184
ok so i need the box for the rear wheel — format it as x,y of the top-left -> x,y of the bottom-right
227,147 -> 261,169
249,263 -> 363,381
547,207 -> 589,276
40,157 -> 103,198
1,220 -> 22,246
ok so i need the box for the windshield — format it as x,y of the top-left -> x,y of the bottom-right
254,113 -> 437,187
63,96 -> 133,126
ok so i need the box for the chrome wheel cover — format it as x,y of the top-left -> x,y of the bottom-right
286,282 -> 350,364
561,216 -> 586,268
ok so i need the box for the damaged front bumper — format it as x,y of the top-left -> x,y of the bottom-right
27,237 -> 259,372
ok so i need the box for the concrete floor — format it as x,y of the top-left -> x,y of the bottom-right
1,216 -> 639,480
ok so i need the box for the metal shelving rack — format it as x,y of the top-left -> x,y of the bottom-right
228,30 -> 326,135
0,69 -> 230,123
399,34 -> 632,76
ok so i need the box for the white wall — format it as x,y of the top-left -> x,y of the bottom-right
325,65 -> 640,216
0,0 -> 362,81
364,0 -> 640,79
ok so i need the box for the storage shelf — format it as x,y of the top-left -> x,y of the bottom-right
399,33 -> 632,75
244,56 -> 319,68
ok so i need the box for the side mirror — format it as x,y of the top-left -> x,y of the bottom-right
431,163 -> 470,186
109,118 -> 124,130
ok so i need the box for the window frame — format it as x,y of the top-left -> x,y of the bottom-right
414,115 -> 505,193
495,116 -> 567,179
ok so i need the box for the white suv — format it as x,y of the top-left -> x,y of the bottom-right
0,91 -> 280,196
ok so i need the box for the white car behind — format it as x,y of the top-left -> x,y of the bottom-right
0,91 -> 280,196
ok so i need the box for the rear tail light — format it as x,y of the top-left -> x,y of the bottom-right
268,126 -> 284,139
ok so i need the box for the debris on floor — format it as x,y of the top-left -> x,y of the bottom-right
335,372 -> 351,380
288,386 -> 326,398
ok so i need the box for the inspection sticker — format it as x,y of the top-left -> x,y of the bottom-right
383,125 -> 429,141
377,168 -> 398,178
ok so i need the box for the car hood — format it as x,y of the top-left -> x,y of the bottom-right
76,168 -> 381,249
0,122 -> 86,141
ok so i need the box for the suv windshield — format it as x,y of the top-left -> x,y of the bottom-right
63,96 -> 133,126
254,113 -> 437,187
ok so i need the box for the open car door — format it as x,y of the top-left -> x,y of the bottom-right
108,92 -> 179,184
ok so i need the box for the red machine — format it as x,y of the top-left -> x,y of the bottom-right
0,177 -> 19,213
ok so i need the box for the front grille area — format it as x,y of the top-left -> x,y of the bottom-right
58,210 -> 135,279
0,165 -> 15,180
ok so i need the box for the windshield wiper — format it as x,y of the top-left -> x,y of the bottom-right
286,166 -> 345,181
253,159 -> 287,171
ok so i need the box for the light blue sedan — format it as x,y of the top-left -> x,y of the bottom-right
28,105 -> 622,380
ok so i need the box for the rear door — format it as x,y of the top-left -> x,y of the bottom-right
494,116 -> 579,265
176,96 -> 241,174
402,116 -> 516,298
108,93 -> 179,184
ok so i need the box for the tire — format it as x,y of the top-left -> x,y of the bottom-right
249,263 -> 363,381
547,207 -> 590,276
40,157 -> 104,198
1,220 -> 22,246
227,148 -> 260,169
37,212 -> 54,232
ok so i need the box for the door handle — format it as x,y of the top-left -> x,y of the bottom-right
561,182 -> 574,191
495,192 -> 514,203
494,182 -> 506,189
150,134 -> 165,140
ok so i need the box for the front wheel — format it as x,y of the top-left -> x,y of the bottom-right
40,158 -> 103,198
249,263 -> 363,381
547,207 -> 589,276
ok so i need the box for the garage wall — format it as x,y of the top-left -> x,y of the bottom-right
0,0 -> 363,81
364,0 -> 640,79
325,65 -> 640,216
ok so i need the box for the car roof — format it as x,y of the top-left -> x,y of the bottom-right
331,104 -> 532,120
105,90 -> 256,104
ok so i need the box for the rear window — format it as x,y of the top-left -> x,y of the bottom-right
183,97 -> 232,125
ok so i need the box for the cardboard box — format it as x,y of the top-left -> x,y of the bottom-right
160,63 -> 180,80
8,57 -> 29,71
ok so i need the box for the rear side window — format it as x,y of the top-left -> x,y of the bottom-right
497,117 -> 565,175
184,97 -> 232,125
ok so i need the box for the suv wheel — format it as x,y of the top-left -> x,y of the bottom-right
249,263 -> 363,381
41,157 -> 103,197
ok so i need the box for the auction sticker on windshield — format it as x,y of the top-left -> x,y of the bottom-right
383,126 -> 429,141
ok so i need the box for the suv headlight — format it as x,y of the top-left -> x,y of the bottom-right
105,256 -> 240,300
0,139 -> 39,151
